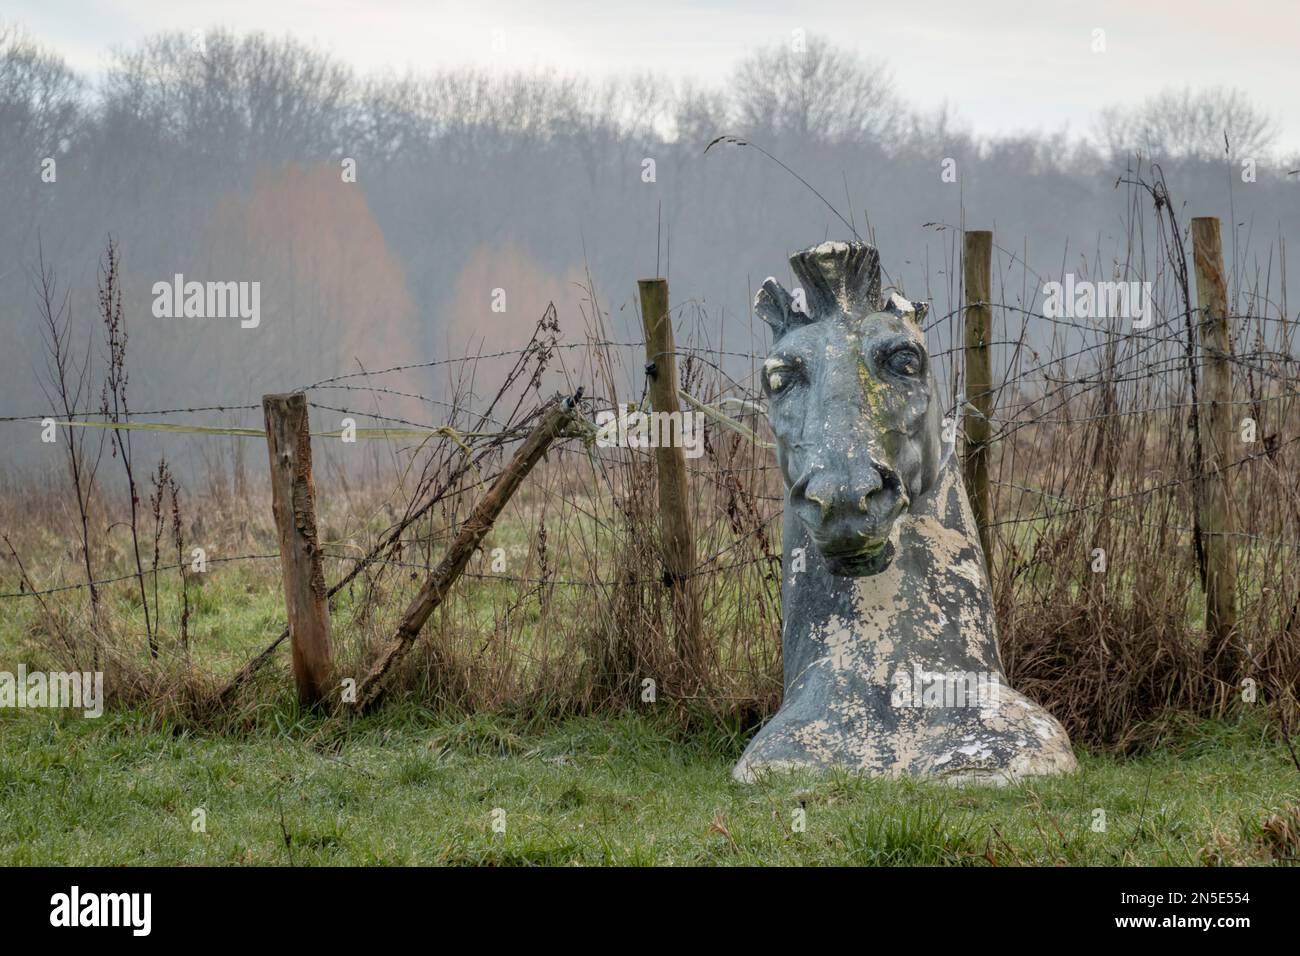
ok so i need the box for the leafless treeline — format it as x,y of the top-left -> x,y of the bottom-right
2,23 -> 1298,482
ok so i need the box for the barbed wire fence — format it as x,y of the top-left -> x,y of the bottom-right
1,310 -> 1296,570
1,218 -> 1298,731
5,306 -> 1297,596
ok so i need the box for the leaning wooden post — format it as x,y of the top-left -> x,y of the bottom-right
263,392 -> 332,706
1190,217 -> 1241,681
637,278 -> 705,680
962,230 -> 996,568
352,397 -> 578,713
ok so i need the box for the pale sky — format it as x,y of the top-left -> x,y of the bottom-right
10,0 -> 1300,153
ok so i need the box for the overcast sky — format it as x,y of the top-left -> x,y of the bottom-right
10,0 -> 1300,153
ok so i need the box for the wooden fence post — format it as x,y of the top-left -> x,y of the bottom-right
263,392 -> 333,706
352,397 -> 579,713
962,230 -> 996,568
637,278 -> 706,680
1190,217 -> 1241,680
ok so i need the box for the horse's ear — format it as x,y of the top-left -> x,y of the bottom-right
883,291 -> 930,328
754,277 -> 812,338
789,241 -> 881,318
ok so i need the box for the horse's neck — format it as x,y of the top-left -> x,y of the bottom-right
780,455 -> 1001,688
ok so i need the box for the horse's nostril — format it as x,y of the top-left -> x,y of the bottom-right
856,468 -> 884,510
796,462 -> 903,522
847,468 -> 905,520
876,467 -> 902,496
805,487 -> 832,517
795,469 -> 836,518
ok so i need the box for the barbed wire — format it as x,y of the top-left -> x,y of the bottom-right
982,431 -> 1300,530
990,478 -> 1300,548
2,298 -> 1297,606
0,552 -> 281,599
0,403 -> 262,425
3,304 -> 1293,428
0,515 -> 783,600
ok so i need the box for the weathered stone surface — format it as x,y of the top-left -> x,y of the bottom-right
734,240 -> 1077,784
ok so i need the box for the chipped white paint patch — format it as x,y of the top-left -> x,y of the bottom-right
737,243 -> 1077,785
736,464 -> 1079,784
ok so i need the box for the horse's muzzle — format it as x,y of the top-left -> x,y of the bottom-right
791,465 -> 908,575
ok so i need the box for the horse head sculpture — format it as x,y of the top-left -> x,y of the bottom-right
757,241 -> 943,578
734,240 -> 1078,784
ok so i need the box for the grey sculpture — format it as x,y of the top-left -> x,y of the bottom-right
734,240 -> 1077,783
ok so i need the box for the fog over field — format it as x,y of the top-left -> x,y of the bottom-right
4,5 -> 1300,884
2,17 -> 1298,474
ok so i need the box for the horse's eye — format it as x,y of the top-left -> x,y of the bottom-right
885,345 -> 924,377
764,358 -> 801,395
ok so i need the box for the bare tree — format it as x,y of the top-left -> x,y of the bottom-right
0,25 -> 83,284
730,35 -> 903,143
673,81 -> 729,147
101,29 -> 353,162
34,245 -> 105,661
0,23 -> 83,160
1097,86 -> 1276,161
97,238 -> 155,657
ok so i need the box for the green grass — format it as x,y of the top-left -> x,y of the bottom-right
1,706 -> 1296,866
2,509 -> 1297,866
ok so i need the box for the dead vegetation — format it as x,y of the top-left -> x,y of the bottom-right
3,170 -> 1299,756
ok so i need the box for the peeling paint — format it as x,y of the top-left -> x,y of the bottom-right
736,240 -> 1077,784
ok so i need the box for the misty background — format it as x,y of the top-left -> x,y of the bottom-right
2,19 -> 1298,477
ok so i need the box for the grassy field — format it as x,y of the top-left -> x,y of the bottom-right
2,705 -> 1297,866
2,325 -> 1297,866
2,487 -> 1299,867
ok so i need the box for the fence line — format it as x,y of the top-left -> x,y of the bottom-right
3,265 -> 1298,711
